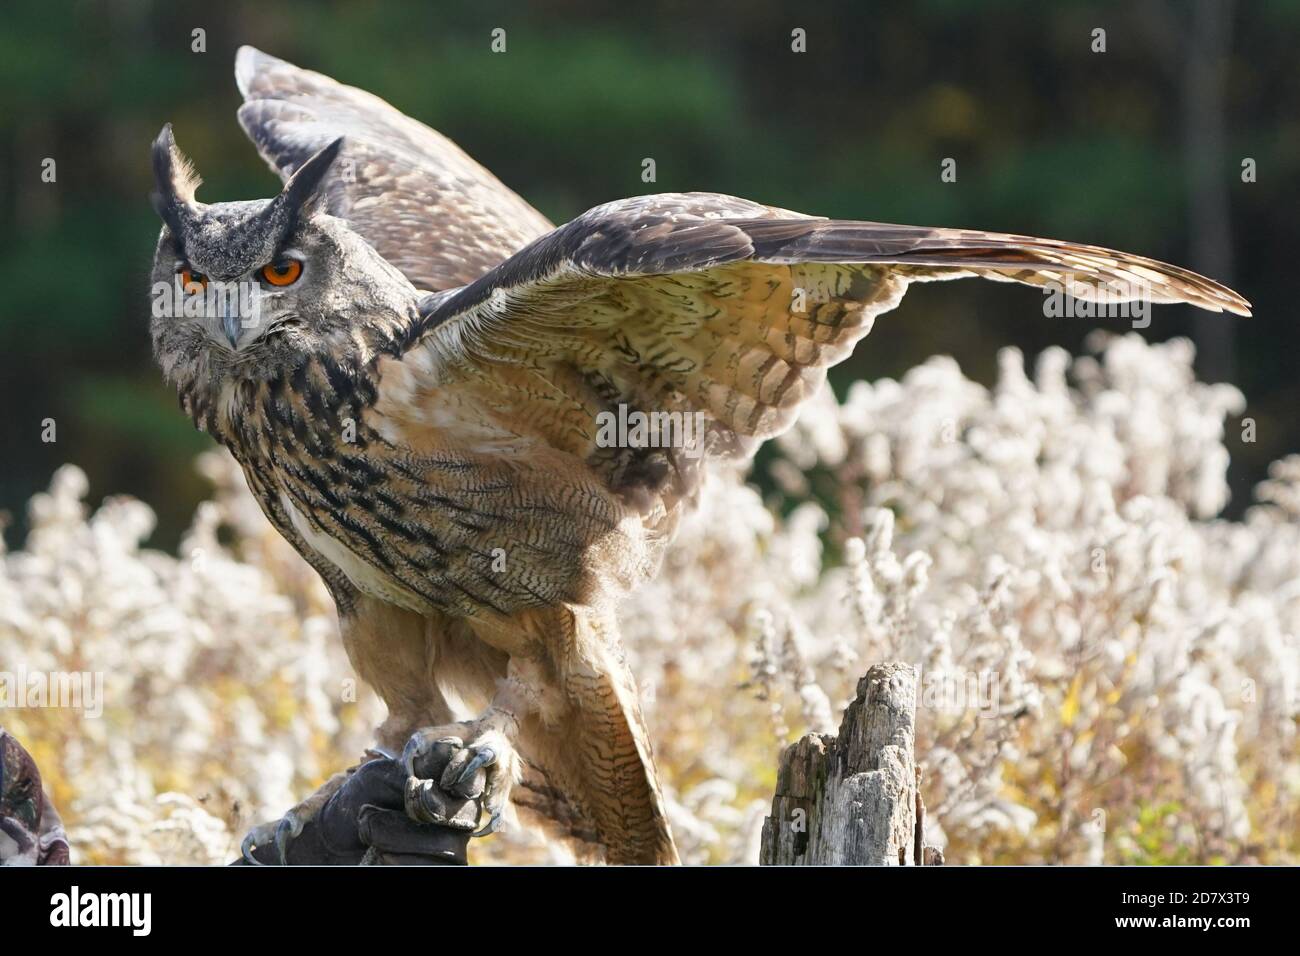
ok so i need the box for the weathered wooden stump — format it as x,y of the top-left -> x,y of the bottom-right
760,662 -> 939,865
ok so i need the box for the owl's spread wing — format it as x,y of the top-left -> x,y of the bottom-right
397,192 -> 1250,509
234,46 -> 552,290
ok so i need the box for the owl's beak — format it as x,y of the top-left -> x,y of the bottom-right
222,305 -> 242,350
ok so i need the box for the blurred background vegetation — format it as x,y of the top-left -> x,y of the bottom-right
1,0 -> 1296,549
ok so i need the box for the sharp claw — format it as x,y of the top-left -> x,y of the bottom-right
401,741 -> 419,778
240,831 -> 266,866
405,775 -> 451,826
455,746 -> 497,786
472,810 -> 502,838
402,734 -> 462,778
274,814 -> 300,866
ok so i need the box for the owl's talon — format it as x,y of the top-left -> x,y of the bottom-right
404,774 -> 453,826
234,769 -> 354,866
400,721 -> 520,837
241,815 -> 295,865
454,746 -> 497,787
402,734 -> 462,780
473,810 -> 502,838
240,829 -> 267,865
275,811 -> 305,865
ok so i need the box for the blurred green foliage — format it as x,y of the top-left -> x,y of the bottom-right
1,0 -> 1296,548
1119,801 -> 1202,865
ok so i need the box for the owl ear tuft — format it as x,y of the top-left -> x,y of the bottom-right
150,123 -> 202,239
280,137 -> 344,218
262,137 -> 344,247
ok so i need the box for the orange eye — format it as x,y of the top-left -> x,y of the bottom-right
260,259 -> 302,286
179,267 -> 207,294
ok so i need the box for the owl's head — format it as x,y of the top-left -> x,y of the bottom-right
148,125 -> 417,399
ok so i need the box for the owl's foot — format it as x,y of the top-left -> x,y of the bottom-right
236,755 -> 479,865
240,770 -> 347,865
240,812 -> 304,865
402,716 -> 521,838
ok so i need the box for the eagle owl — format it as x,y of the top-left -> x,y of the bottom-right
148,47 -> 1249,865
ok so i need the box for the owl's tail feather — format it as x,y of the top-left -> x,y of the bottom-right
560,613 -> 680,865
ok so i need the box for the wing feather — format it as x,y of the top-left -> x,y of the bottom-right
392,193 -> 1248,516
234,46 -> 552,290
